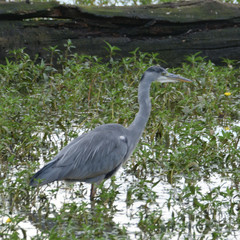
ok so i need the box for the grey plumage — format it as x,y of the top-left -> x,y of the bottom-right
30,125 -> 128,185
30,66 -> 192,199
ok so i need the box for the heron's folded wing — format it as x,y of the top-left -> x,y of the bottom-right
55,129 -> 128,181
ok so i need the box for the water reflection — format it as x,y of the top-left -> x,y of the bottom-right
6,168 -> 236,239
1,123 -> 239,239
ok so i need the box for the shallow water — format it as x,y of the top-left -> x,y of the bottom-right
1,123 -> 240,239
2,169 -> 239,239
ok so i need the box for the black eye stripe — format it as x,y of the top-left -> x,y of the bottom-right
146,66 -> 165,73
140,66 -> 167,82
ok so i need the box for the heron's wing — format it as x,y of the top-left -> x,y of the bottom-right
48,134 -> 86,164
55,128 -> 128,181
30,134 -> 88,186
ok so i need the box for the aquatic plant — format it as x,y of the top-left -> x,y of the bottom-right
0,42 -> 239,239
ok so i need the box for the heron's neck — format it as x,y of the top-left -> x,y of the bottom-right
128,80 -> 152,140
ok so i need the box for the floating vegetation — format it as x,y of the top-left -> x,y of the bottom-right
0,41 -> 240,239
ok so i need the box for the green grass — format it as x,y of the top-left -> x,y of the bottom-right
0,41 -> 239,239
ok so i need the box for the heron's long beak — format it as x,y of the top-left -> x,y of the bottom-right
157,72 -> 192,83
165,72 -> 192,83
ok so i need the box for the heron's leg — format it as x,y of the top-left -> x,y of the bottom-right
90,183 -> 96,201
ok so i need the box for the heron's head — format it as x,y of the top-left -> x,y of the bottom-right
142,65 -> 192,84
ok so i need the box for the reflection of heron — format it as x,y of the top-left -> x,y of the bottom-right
30,66 -> 192,200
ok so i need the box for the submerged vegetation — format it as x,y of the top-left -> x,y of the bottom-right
0,41 -> 240,239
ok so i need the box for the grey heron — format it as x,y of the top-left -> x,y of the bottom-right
30,66 -> 192,200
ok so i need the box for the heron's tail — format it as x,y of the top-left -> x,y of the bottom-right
30,160 -> 61,187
